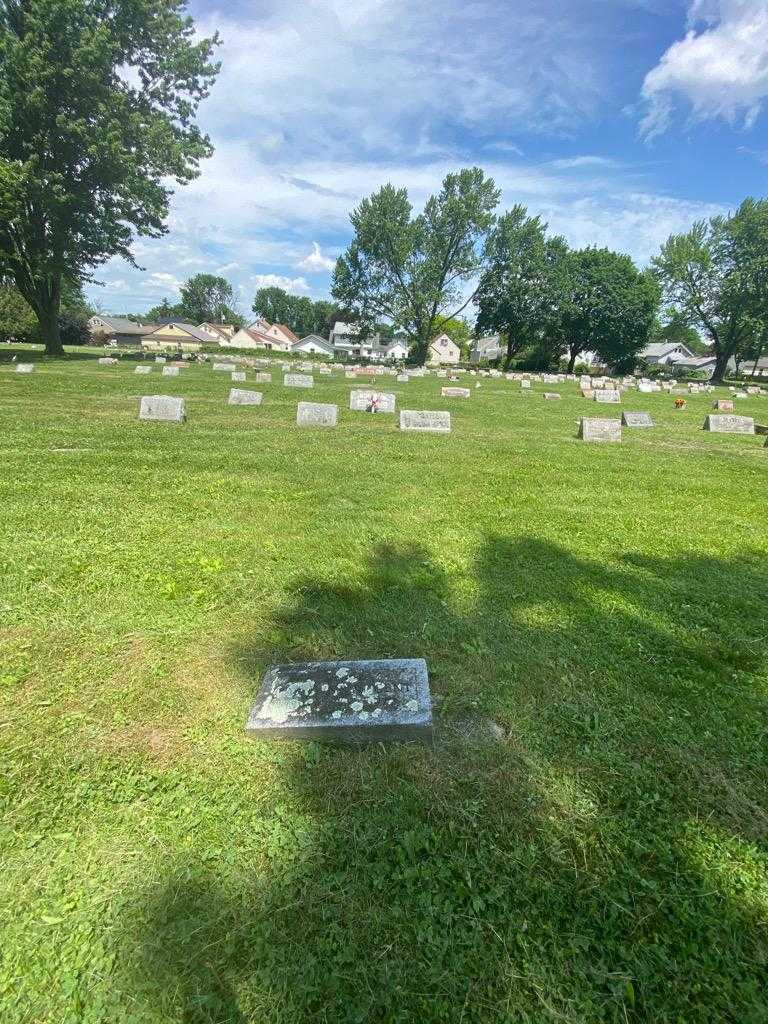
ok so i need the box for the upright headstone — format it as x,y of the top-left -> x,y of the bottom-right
521,380 -> 531,390
399,410 -> 451,434
349,390 -> 396,413
231,371 -> 246,382
135,365 -> 152,375
155,356 -> 166,364
255,372 -> 272,383
440,387 -> 470,398
579,417 -> 621,442
581,388 -> 594,399
297,401 -> 337,426
228,389 -> 263,406
713,399 -> 734,411
162,365 -> 179,377
15,363 -> 34,373
595,389 -> 621,404
622,411 -> 653,427
703,415 -> 755,434
284,373 -> 314,388
246,658 -> 432,744
138,395 -> 186,423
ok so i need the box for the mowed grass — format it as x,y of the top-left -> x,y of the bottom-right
1,346 -> 767,1024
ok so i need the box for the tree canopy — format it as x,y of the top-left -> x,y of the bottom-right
0,0 -> 219,354
252,286 -> 345,338
652,198 -> 768,383
332,168 -> 500,364
178,274 -> 242,327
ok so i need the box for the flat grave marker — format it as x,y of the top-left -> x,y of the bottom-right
543,392 -> 561,401
15,363 -> 34,373
246,658 -> 432,744
162,366 -> 179,377
135,365 -> 152,375
138,395 -> 186,423
595,389 -> 621,404
213,362 -> 236,372
441,387 -> 470,398
98,357 -> 118,365
254,372 -> 272,383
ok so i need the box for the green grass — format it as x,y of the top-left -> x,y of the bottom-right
1,346 -> 767,1023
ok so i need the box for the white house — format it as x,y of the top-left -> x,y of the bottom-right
383,338 -> 409,361
470,334 -> 504,364
226,326 -> 291,351
639,342 -> 695,365
329,321 -> 384,358
293,334 -> 336,357
428,333 -> 461,365
198,322 -> 235,341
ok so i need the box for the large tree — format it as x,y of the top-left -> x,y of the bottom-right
0,0 -> 219,354
558,247 -> 659,374
178,273 -> 242,326
475,205 -> 564,365
332,168 -> 500,365
652,198 -> 768,384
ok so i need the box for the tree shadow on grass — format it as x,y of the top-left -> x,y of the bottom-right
121,538 -> 768,1023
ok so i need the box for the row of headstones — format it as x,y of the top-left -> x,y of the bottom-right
580,414 -> 764,442
138,394 -> 452,433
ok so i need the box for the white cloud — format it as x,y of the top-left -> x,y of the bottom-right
144,272 -> 182,293
297,242 -> 336,273
640,0 -> 768,137
251,274 -> 311,294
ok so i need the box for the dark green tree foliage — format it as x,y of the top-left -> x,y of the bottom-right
475,205 -> 564,365
332,168 -> 500,365
0,276 -> 92,343
178,273 -> 242,327
652,308 -> 708,355
0,0 -> 219,354
252,287 -> 344,338
559,247 -> 659,374
652,198 -> 768,383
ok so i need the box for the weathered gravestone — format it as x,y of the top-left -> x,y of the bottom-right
543,392 -> 561,400
98,357 -> 118,365
622,411 -> 654,428
155,356 -> 166,364
213,362 -> 236,372
284,373 -> 314,388
228,389 -> 263,406
231,371 -> 246,382
713,399 -> 734,411
297,401 -> 337,427
135,365 -> 152,375
162,365 -> 179,376
254,372 -> 272,383
246,658 -> 432,744
396,374 -> 409,383
595,389 -> 621,404
399,410 -> 451,434
579,417 -> 621,442
581,388 -> 594,399
138,395 -> 186,423
441,387 -> 470,398
703,414 -> 755,434
15,363 -> 34,373
349,390 -> 396,413
521,380 -> 531,389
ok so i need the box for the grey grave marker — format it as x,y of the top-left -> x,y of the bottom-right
135,365 -> 152,375
284,373 -> 314,388
229,389 -> 263,406
138,395 -> 186,423
231,371 -> 246,382
297,401 -> 337,426
594,389 -> 621,404
246,658 -> 432,744
441,387 -> 470,398
703,414 -> 755,434
162,365 -> 179,377
579,417 -> 621,442
399,410 -> 451,433
622,411 -> 653,427
349,390 -> 396,413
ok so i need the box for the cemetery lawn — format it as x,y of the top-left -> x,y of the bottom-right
2,347 -> 768,1024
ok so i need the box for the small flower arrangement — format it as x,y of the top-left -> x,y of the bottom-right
674,398 -> 687,409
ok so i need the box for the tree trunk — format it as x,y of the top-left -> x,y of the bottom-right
567,349 -> 578,374
709,347 -> 731,385
38,303 -> 64,356
413,335 -> 430,366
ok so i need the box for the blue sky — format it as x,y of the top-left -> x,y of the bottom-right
92,0 -> 768,317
